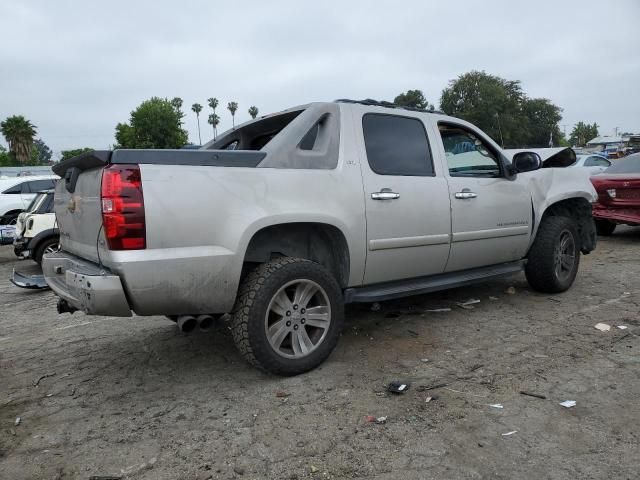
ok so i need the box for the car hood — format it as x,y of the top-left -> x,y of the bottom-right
504,147 -> 576,168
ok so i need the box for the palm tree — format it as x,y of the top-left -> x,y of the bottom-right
171,97 -> 183,111
208,113 -> 220,140
191,103 -> 203,145
227,102 -> 238,128
207,97 -> 219,137
0,115 -> 37,164
248,106 -> 259,119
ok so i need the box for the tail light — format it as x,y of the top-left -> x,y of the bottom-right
101,164 -> 146,250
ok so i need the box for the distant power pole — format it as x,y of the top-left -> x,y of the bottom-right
614,127 -> 619,137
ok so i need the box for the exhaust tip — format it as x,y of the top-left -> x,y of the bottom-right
197,314 -> 215,332
176,315 -> 197,334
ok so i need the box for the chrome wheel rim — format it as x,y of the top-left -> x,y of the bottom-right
265,279 -> 331,359
44,244 -> 59,255
554,230 -> 575,281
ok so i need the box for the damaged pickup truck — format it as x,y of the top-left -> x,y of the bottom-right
44,100 -> 597,375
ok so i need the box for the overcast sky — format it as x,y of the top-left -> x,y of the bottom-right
1,0 -> 639,157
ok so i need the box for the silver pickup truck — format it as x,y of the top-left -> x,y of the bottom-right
44,100 -> 597,375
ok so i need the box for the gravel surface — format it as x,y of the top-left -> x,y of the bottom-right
1,228 -> 639,479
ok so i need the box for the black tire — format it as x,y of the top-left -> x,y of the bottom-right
231,257 -> 344,376
525,216 -> 581,293
595,219 -> 616,236
33,236 -> 59,265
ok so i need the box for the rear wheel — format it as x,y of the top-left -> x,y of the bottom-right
231,257 -> 344,375
33,236 -> 60,265
525,216 -> 580,293
595,219 -> 616,236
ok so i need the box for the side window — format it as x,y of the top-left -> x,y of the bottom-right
24,179 -> 55,193
2,184 -> 22,194
362,114 -> 434,176
438,124 -> 501,177
585,156 -> 610,167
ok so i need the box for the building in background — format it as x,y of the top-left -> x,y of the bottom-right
584,134 -> 640,158
0,166 -> 54,178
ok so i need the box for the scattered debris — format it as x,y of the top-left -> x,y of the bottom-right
488,404 -> 504,409
33,372 -> 56,387
233,466 -> 245,475
594,323 -> 611,332
9,428 -> 16,436
489,296 -> 499,301
387,381 -> 410,394
14,417 -> 21,426
425,396 -> 434,403
505,287 -> 516,295
617,325 -> 628,330
421,358 -> 429,363
375,416 -> 387,424
416,382 -> 449,392
468,363 -> 484,372
501,430 -> 518,436
457,299 -> 480,310
559,400 -> 576,408
425,308 -> 452,313
520,391 -> 546,400
370,303 -> 381,312
365,415 -> 388,424
407,329 -> 419,337
310,465 -> 319,474
275,390 -> 290,398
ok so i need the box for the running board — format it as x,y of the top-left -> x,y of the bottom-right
344,260 -> 526,303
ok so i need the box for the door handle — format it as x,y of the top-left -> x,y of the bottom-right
455,190 -> 478,199
371,188 -> 400,200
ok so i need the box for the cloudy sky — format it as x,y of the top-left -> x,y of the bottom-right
1,0 -> 639,157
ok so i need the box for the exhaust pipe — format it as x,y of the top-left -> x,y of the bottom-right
197,314 -> 215,332
176,315 -> 197,334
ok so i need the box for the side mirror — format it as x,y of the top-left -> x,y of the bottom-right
512,152 -> 542,173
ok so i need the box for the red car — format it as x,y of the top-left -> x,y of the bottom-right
590,153 -> 640,235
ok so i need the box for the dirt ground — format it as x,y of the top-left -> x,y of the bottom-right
1,228 -> 639,480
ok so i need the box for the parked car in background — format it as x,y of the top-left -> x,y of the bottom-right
13,190 -> 59,264
572,154 -> 611,174
591,153 -> 640,235
43,100 -> 597,375
0,175 -> 58,225
0,224 -> 16,245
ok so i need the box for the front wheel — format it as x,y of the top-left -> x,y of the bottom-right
231,257 -> 344,375
595,219 -> 616,236
525,216 -> 580,293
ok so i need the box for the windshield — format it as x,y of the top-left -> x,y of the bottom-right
26,192 -> 47,212
604,153 -> 640,174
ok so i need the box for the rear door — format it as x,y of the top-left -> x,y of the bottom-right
355,110 -> 451,285
434,121 -> 532,272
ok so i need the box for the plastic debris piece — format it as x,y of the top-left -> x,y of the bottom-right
489,404 -> 504,409
460,299 -> 481,306
275,390 -> 290,398
594,323 -> 611,332
310,465 -> 319,473
14,417 -> 21,426
370,303 -> 381,312
421,358 -> 429,363
387,381 -> 410,394
376,416 -> 387,424
502,430 -> 518,436
425,308 -> 452,313
617,325 -> 628,330
559,400 -> 576,408
489,296 -> 499,300
425,396 -> 433,403
505,287 -> 516,295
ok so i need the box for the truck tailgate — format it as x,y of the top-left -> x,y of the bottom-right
52,152 -> 110,263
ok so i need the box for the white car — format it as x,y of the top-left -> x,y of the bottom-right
13,190 -> 59,264
572,154 -> 611,174
0,175 -> 58,225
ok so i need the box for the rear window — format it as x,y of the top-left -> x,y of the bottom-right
24,179 -> 56,193
362,114 -> 434,176
604,154 -> 640,174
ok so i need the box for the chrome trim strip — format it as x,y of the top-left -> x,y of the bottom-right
369,234 -> 450,251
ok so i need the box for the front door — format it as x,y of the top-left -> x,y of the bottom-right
435,122 -> 532,272
355,111 -> 452,285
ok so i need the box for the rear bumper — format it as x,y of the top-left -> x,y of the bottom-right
593,207 -> 640,225
42,251 -> 132,317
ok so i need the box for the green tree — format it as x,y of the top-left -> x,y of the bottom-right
227,101 -> 238,128
170,97 -> 184,112
191,103 -> 203,145
208,113 -> 220,139
393,89 -> 434,111
60,147 -> 94,161
0,145 -> 16,166
115,97 -> 188,149
248,105 -> 259,119
207,97 -> 219,138
569,122 -> 599,147
0,115 -> 37,164
32,138 -> 52,164
440,71 -> 529,147
522,98 -> 564,147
